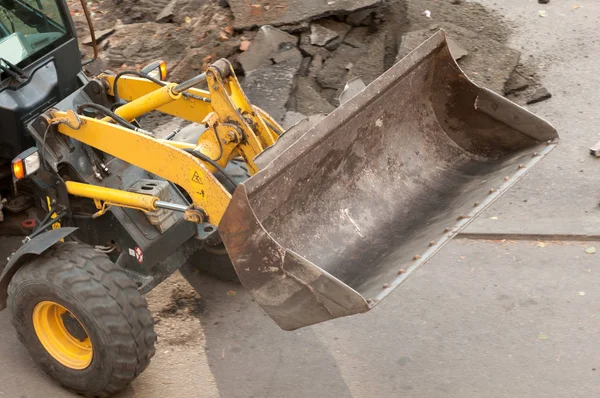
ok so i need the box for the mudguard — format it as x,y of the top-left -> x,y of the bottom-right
0,228 -> 77,310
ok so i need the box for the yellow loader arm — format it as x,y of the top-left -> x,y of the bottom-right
47,59 -> 280,225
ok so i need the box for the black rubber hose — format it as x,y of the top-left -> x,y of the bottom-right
113,70 -> 166,103
112,70 -> 211,103
31,208 -> 54,235
182,148 -> 238,188
76,103 -> 139,131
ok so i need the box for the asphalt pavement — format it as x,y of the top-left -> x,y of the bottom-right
2,0 -> 600,397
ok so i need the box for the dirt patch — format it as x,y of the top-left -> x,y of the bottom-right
145,271 -> 206,347
71,0 -> 240,82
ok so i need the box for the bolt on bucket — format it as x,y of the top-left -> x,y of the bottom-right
219,30 -> 558,331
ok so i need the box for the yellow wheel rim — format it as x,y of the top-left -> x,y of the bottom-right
32,301 -> 93,370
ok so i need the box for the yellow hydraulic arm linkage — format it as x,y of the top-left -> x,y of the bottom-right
46,59 -> 282,225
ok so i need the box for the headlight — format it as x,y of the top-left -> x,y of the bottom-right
12,148 -> 40,180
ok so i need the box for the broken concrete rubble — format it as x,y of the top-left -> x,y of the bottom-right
526,87 -> 552,105
343,27 -> 369,48
308,54 -> 324,77
446,37 -> 468,60
83,0 -> 550,133
238,26 -> 298,72
281,111 -> 307,130
349,30 -> 386,86
254,113 -> 326,169
397,23 -> 520,94
292,77 -> 336,115
317,44 -> 363,90
504,70 -> 531,95
229,0 -> 382,29
241,57 -> 302,122
239,27 -> 303,122
314,19 -> 352,51
103,23 -> 188,68
346,8 -> 375,26
310,24 -> 339,47
299,32 -> 332,58
155,0 -> 177,23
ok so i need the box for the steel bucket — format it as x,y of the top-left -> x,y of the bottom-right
219,30 -> 559,330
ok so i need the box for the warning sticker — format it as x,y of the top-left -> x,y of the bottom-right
128,247 -> 143,264
134,247 -> 144,264
191,171 -> 202,184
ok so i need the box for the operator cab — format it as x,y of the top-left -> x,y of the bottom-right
0,0 -> 82,167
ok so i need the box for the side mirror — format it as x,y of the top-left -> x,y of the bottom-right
141,60 -> 167,81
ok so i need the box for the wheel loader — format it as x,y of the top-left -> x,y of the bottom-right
0,0 -> 558,395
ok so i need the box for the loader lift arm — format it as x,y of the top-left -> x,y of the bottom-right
46,59 -> 282,225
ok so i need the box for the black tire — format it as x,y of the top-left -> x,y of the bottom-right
189,243 -> 240,282
7,242 -> 156,397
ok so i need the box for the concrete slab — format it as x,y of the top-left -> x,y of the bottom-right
238,26 -> 298,73
241,54 -> 302,122
229,0 -> 381,29
310,23 -> 338,46
238,26 -> 303,122
293,76 -> 335,115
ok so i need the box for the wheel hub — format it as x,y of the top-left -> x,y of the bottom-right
32,301 -> 93,370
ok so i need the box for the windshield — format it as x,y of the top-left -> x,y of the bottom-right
0,0 -> 67,66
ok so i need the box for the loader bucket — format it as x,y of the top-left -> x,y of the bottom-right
219,30 -> 558,331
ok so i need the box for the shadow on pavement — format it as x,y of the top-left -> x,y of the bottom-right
179,265 -> 353,398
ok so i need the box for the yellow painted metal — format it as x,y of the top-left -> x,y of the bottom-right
256,106 -> 284,136
102,75 -> 213,124
48,61 -> 288,225
159,140 -> 197,150
65,181 -> 159,211
45,196 -> 62,231
230,80 -> 277,147
99,63 -> 283,174
32,301 -> 93,370
52,111 -> 231,223
198,124 -> 244,166
101,84 -> 181,123
205,67 -> 265,174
